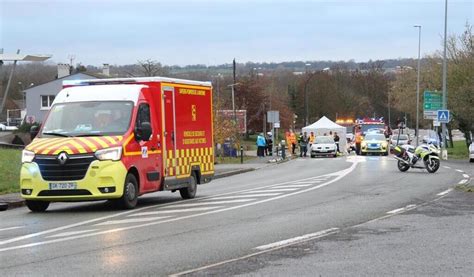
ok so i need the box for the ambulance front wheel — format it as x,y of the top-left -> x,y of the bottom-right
25,200 -> 50,212
118,173 -> 139,209
180,173 -> 197,199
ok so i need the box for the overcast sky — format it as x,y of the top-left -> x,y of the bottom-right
1,0 -> 472,66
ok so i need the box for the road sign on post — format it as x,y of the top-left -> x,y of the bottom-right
437,110 -> 450,123
267,111 -> 279,123
423,91 -> 442,119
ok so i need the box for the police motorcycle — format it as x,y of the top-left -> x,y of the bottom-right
393,142 -> 441,173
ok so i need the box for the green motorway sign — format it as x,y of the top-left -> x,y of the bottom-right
423,90 -> 443,119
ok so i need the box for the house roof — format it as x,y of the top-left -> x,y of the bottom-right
23,72 -> 108,92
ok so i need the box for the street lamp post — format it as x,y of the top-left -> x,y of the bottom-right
227,83 -> 239,123
414,25 -> 422,147
441,0 -> 449,157
303,63 -> 311,126
0,51 -> 51,115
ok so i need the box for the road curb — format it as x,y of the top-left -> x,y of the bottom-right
0,199 -> 25,211
213,168 -> 255,180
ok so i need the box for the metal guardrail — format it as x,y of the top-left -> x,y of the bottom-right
0,142 -> 25,149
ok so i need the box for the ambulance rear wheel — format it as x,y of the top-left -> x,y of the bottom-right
118,173 -> 138,209
180,173 -> 197,199
25,200 -> 50,212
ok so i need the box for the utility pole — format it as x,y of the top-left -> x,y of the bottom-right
414,25 -> 422,147
0,49 -> 20,116
441,0 -> 449,158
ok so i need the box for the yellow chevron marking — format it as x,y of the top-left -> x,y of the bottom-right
91,137 -> 108,148
69,140 -> 87,154
77,137 -> 98,152
52,146 -> 73,155
30,138 -> 62,152
103,136 -> 117,145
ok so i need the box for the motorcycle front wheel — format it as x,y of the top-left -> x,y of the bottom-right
397,160 -> 410,172
424,157 -> 440,173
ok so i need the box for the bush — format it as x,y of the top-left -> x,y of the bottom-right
14,122 -> 41,134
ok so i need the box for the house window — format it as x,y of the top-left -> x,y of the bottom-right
40,95 -> 55,109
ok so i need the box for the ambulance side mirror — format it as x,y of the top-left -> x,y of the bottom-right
135,122 -> 152,142
30,125 -> 39,140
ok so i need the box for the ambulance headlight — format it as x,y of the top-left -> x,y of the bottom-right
382,142 -> 388,148
95,147 -> 122,161
22,150 -> 35,163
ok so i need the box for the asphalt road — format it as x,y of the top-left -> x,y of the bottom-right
0,155 -> 472,276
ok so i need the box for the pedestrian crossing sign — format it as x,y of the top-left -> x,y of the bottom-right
437,110 -> 450,123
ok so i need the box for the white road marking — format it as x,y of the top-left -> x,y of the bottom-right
443,166 -> 451,169
463,174 -> 469,179
272,184 -> 313,188
95,216 -> 172,226
0,161 -> 361,253
207,194 -> 282,200
291,181 -> 322,185
0,226 -> 24,232
173,188 -> 452,277
437,188 -> 453,196
130,207 -> 223,217
387,204 -> 417,214
456,169 -> 464,173
170,199 -> 256,207
254,228 -> 339,251
387,207 -> 406,214
0,208 -> 147,246
458,179 -> 468,185
47,229 -> 99,238
241,188 -> 299,193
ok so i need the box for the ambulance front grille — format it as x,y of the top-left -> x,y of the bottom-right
34,154 -> 96,181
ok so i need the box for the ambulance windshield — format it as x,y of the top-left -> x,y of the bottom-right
41,101 -> 134,137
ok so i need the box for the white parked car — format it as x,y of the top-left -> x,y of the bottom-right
311,136 -> 337,158
469,142 -> 474,163
0,123 -> 6,131
390,134 -> 411,146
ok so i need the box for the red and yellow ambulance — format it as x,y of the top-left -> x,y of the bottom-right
20,77 -> 214,212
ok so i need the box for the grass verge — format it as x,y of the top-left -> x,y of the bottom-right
0,148 -> 21,195
447,140 -> 469,160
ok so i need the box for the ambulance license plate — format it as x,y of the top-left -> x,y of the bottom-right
49,182 -> 77,190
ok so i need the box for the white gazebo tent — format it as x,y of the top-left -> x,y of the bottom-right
302,116 -> 347,153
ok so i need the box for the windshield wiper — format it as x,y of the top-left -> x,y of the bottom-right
74,134 -> 103,137
42,132 -> 70,137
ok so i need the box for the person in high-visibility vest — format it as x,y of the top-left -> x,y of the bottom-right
355,127 -> 363,155
289,131 -> 297,155
309,132 -> 315,148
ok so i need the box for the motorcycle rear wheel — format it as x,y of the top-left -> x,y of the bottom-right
397,160 -> 410,172
424,157 -> 440,173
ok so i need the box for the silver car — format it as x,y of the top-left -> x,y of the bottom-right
469,142 -> 474,163
390,134 -> 411,146
310,136 -> 337,158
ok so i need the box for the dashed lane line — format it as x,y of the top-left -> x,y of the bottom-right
254,228 -> 340,251
462,174 -> 469,179
437,188 -> 453,196
456,169 -> 464,173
